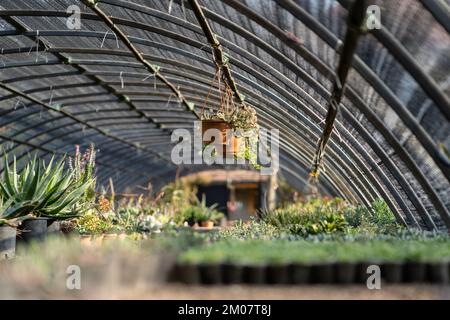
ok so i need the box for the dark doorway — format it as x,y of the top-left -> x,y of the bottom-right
197,184 -> 230,215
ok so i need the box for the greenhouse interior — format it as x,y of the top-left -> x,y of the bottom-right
0,0 -> 449,301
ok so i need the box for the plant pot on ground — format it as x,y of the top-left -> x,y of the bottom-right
266,263 -> 290,284
0,226 -> 16,260
200,220 -> 214,229
176,263 -> 201,284
18,218 -> 48,243
47,219 -> 61,235
221,263 -> 244,284
335,262 -> 357,284
80,234 -> 92,246
310,263 -> 335,284
426,261 -> 449,284
198,263 -> 222,285
381,261 -> 403,283
0,153 -> 93,243
355,261 -> 381,284
243,264 -> 266,285
403,261 -> 427,283
289,263 -> 311,284
103,233 -> 118,242
0,198 -> 33,259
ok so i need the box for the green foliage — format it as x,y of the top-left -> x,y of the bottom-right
0,154 -> 92,220
179,237 -> 450,265
261,197 -> 400,237
76,213 -> 112,235
0,197 -> 34,227
262,197 -> 350,236
68,144 -> 97,214
219,219 -> 281,240
344,198 -> 400,235
177,196 -> 224,226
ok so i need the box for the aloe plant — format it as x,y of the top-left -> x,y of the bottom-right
0,197 -> 34,227
0,154 -> 92,220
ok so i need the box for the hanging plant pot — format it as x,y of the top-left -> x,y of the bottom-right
0,226 -> 16,260
19,218 -> 48,243
202,120 -> 240,157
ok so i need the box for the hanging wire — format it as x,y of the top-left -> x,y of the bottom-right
167,0 -> 174,14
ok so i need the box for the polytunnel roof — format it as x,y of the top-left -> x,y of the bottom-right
0,0 -> 449,231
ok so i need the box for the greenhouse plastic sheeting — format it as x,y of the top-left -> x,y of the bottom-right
0,0 -> 449,230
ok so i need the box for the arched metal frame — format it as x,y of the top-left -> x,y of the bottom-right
0,0 -> 448,230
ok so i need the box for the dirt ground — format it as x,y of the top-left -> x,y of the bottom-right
103,284 -> 450,300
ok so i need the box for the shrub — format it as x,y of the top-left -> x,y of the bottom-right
261,198 -> 350,237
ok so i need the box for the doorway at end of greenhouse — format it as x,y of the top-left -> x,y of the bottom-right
190,170 -> 269,223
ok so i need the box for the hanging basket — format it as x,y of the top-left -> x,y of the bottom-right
201,120 -> 241,157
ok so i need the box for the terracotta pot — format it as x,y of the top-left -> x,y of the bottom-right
80,234 -> 92,246
93,234 -> 104,246
201,120 -> 240,156
103,233 -> 118,242
200,220 -> 214,228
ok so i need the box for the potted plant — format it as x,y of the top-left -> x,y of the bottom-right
201,82 -> 258,161
0,154 -> 93,243
76,212 -> 112,245
178,196 -> 224,228
0,198 -> 33,260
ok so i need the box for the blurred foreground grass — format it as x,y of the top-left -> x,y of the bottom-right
0,236 -> 174,299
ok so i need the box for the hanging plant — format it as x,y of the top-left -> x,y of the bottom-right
201,69 -> 259,167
